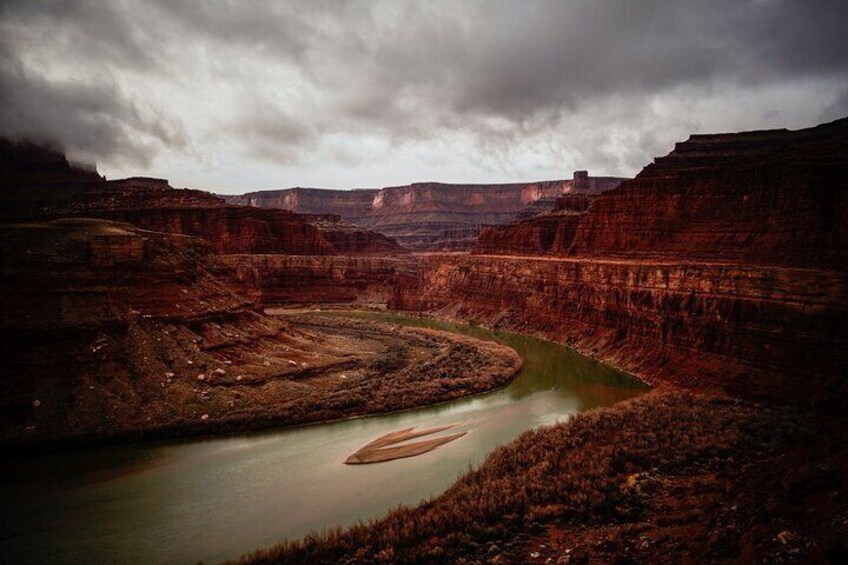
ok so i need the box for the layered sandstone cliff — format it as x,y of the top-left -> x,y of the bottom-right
0,220 -> 511,447
399,254 -> 848,408
223,247 -> 847,408
95,207 -> 342,254
219,254 -> 420,306
0,143 -> 401,255
0,218 -> 251,443
473,214 -> 571,255
225,173 -> 628,249
305,214 -> 403,253
2,180 -> 338,255
429,227 -> 485,250
474,194 -> 592,255
569,117 -> 848,269
436,119 -> 848,406
231,187 -> 377,224
73,203 -> 401,255
474,119 -> 848,268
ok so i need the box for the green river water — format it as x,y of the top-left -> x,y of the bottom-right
1,312 -> 648,564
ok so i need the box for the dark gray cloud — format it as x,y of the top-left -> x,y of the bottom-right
1,0 -> 846,189
1,0 -> 157,69
828,87 -> 848,119
0,50 -> 185,167
0,0 -> 186,167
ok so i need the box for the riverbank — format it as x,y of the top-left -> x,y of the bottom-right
239,389 -> 848,564
3,314 -> 521,450
2,312 -> 646,565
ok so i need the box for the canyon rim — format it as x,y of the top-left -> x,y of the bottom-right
2,2 -> 848,565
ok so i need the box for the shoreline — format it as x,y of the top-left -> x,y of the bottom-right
3,308 -> 659,455
3,313 -> 526,453
237,389 -> 844,565
294,307 -> 657,389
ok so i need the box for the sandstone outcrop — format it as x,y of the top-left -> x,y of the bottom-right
220,254 -> 420,306
475,119 -> 848,267
0,142 -> 401,255
70,204 -> 402,255
231,187 -> 377,225
79,205 -> 336,254
0,220 -> 504,446
306,214 -> 403,253
225,173 -> 628,250
429,226 -> 485,250
474,214 -> 571,255
569,117 -> 848,269
0,218 -> 249,443
473,193 -> 592,255
553,193 -> 593,213
398,254 -> 848,408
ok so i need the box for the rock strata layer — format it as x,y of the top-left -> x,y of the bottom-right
569,117 -> 848,269
0,220 -> 511,446
0,143 -> 401,255
220,254 -> 420,306
225,173 -> 627,249
398,254 -> 848,407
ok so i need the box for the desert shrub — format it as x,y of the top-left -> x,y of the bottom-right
238,391 -> 796,565
370,343 -> 409,373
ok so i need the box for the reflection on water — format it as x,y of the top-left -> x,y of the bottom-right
1,313 -> 648,565
332,311 -> 644,406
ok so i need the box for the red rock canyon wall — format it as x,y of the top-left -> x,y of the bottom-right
225,174 -> 628,249
406,254 -> 848,408
570,118 -> 848,269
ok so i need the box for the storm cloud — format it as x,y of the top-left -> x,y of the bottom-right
1,0 -> 847,190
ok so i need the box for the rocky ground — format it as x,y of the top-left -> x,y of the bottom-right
3,309 -> 521,448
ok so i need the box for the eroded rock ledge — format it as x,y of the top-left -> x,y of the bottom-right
220,252 -> 848,409
0,220 -> 520,448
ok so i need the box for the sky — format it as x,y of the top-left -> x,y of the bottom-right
1,0 -> 847,193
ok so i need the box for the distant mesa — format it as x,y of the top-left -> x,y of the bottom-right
0,137 -> 402,256
0,135 -> 625,254
223,171 -> 629,251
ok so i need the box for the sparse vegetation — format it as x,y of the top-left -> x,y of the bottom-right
238,390 -> 813,564
3,314 -> 521,448
370,342 -> 409,373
